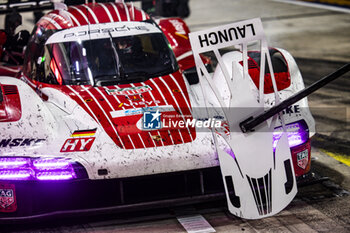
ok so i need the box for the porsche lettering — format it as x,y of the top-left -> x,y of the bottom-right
198,23 -> 256,48
64,26 -> 150,38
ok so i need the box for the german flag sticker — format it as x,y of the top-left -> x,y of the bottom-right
70,129 -> 97,137
61,129 -> 97,152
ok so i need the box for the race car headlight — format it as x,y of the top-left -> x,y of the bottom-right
0,169 -> 34,180
36,171 -> 76,181
273,120 -> 309,149
33,158 -> 71,170
33,158 -> 76,180
0,157 -> 86,181
0,157 -> 31,169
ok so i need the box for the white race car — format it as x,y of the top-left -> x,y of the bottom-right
0,1 -> 314,221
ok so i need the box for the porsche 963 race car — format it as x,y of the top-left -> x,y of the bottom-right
0,0 -> 315,221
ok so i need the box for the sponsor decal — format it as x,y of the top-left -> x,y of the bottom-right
0,183 -> 17,212
110,105 -> 174,118
120,100 -> 161,107
297,149 -> 309,169
282,105 -> 300,115
106,85 -> 152,96
143,110 -> 162,129
169,19 -> 188,39
61,129 -> 96,152
169,19 -> 186,35
0,138 -> 45,148
124,108 -> 144,116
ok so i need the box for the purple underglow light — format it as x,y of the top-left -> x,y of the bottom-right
273,122 -> 308,149
0,169 -> 33,180
33,158 -> 71,170
0,157 -> 77,181
36,171 -> 76,180
0,157 -> 30,169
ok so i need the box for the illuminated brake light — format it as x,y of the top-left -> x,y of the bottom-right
273,121 -> 309,149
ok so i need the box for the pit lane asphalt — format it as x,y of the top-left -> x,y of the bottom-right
1,0 -> 349,232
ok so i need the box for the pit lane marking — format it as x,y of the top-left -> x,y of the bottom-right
321,149 -> 350,167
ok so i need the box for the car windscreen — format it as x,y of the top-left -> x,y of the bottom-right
46,32 -> 178,86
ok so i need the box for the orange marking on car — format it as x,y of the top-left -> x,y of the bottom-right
175,32 -> 188,40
